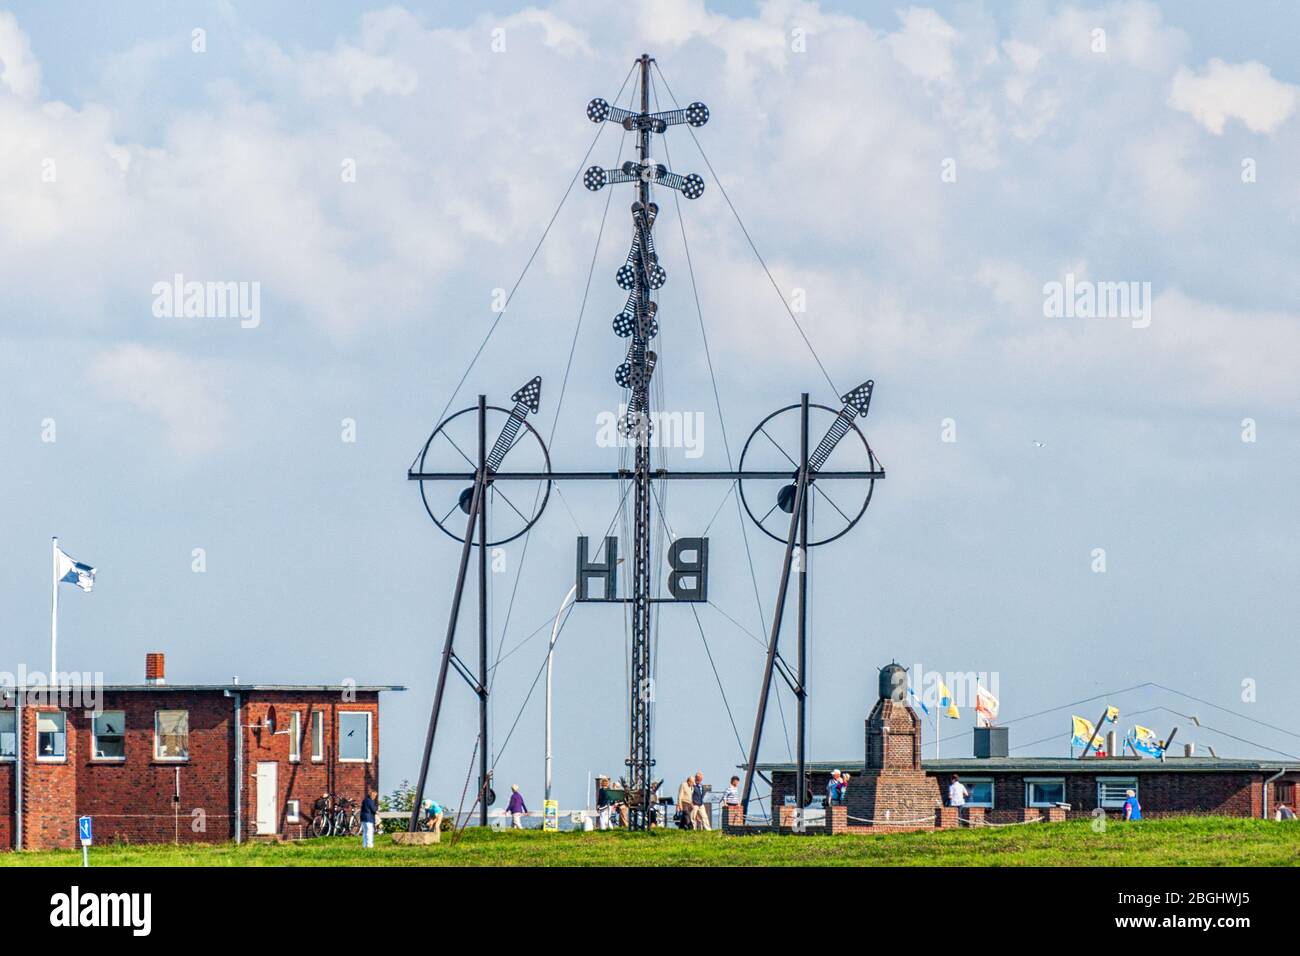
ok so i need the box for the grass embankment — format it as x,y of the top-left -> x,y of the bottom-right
4,817 -> 1297,866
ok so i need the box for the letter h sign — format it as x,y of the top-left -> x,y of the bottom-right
576,535 -> 708,602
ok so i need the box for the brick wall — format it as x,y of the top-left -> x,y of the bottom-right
4,689 -> 383,850
76,693 -> 235,846
769,766 -> 1292,825
23,706 -> 78,849
238,693 -> 379,841
0,761 -> 11,848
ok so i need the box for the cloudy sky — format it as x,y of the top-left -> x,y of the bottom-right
3,0 -> 1298,811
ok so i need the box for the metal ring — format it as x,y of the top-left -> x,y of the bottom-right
417,405 -> 552,547
737,402 -> 876,547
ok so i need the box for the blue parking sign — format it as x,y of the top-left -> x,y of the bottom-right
78,816 -> 93,845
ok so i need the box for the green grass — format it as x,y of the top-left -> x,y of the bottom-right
4,817 -> 1298,866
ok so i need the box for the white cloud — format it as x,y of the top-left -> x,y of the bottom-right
0,10 -> 40,99
87,345 -> 231,457
1169,58 -> 1299,134
887,7 -> 959,82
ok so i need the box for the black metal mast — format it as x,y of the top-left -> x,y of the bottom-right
627,53 -> 656,829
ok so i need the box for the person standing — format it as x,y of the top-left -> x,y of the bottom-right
947,774 -> 968,808
826,769 -> 843,806
691,771 -> 711,831
1122,789 -> 1142,821
677,774 -> 695,828
359,788 -> 379,848
506,784 -> 528,829
723,776 -> 740,805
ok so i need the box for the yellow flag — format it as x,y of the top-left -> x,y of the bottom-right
938,680 -> 960,719
1071,715 -> 1101,749
1105,705 -> 1120,723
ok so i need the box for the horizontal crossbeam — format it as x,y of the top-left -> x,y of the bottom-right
409,469 -> 885,481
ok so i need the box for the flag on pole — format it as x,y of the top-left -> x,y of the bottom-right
56,548 -> 96,592
975,684 -> 999,726
937,680 -> 960,719
1071,715 -> 1102,750
1104,705 -> 1120,723
1129,725 -> 1164,758
907,686 -> 929,717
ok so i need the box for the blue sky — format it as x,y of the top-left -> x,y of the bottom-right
2,0 -> 1299,812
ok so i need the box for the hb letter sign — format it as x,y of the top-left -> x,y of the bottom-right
576,536 -> 708,602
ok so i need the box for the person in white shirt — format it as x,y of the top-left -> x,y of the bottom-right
723,776 -> 740,805
947,774 -> 969,807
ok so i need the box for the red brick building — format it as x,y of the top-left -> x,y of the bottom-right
0,654 -> 403,850
743,663 -> 1300,833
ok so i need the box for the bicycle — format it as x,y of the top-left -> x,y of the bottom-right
334,795 -> 361,836
309,793 -> 360,837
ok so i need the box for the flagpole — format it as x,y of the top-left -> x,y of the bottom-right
51,536 -> 58,681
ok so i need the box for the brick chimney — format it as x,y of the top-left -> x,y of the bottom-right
145,652 -> 166,685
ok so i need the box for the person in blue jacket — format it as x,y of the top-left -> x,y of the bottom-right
1122,789 -> 1142,821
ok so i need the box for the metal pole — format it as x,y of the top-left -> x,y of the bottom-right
408,454 -> 486,831
796,394 -> 809,808
546,584 -> 578,803
740,465 -> 807,817
478,395 -> 489,827
1077,707 -> 1110,759
51,537 -> 58,680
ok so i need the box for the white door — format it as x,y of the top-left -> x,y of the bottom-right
255,761 -> 278,835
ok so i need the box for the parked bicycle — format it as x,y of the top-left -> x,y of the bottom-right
309,793 -> 361,837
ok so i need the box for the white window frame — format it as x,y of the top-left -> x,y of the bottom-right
286,799 -> 300,823
0,711 -> 15,760
153,709 -> 190,761
338,711 -> 372,763
1025,777 -> 1067,808
311,710 -> 324,762
92,710 -> 126,761
37,711 -> 67,762
1097,777 -> 1137,809
288,711 -> 301,763
963,776 -> 995,808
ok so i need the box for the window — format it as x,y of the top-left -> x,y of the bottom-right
1025,777 -> 1066,808
311,711 -> 324,762
286,799 -> 300,823
1276,781 -> 1295,807
338,711 -> 371,762
288,711 -> 301,763
92,711 -> 126,760
0,711 -> 15,759
964,777 -> 994,808
154,710 -> 190,760
1097,778 -> 1137,809
37,712 -> 67,761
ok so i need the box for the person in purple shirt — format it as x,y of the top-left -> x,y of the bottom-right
507,784 -> 528,829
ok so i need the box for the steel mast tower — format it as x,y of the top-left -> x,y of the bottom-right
583,53 -> 707,827
408,54 -> 883,834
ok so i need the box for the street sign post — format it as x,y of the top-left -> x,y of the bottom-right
78,815 -> 92,867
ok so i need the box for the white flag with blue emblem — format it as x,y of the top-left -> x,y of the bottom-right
56,547 -> 96,592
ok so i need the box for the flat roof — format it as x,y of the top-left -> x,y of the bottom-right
754,757 -> 1300,774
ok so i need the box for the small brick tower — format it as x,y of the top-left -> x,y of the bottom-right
848,662 -> 942,826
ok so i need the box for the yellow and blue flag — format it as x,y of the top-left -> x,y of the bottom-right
1104,705 -> 1120,723
937,680 -> 960,719
1071,715 -> 1103,750
1129,725 -> 1164,758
